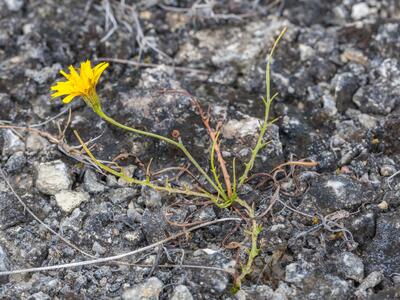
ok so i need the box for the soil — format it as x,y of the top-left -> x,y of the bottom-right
1,0 -> 400,299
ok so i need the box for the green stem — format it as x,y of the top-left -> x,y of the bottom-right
233,198 -> 261,291
238,27 -> 287,187
94,107 -> 223,196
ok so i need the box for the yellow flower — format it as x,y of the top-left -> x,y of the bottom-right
50,60 -> 109,109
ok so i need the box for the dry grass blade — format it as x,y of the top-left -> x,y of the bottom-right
0,217 -> 240,276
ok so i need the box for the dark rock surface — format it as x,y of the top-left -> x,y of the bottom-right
0,0 -> 399,299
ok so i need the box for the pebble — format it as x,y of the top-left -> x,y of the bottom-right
83,169 -> 106,193
351,3 -> 371,20
122,277 -> 163,300
338,252 -> 364,282
36,160 -> 72,195
54,190 -> 89,213
377,200 -> 388,211
380,164 -> 397,177
2,129 -> 25,156
140,186 -> 163,208
0,244 -> 10,284
355,271 -> 384,298
5,151 -> 26,172
170,285 -> 193,300
285,260 -> 315,283
25,133 -> 49,153
4,0 -> 24,11
92,241 -> 106,256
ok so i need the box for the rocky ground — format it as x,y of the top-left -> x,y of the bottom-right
1,0 -> 400,299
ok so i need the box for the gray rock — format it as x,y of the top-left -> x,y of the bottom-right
353,85 -> 396,115
364,213 -> 400,274
5,151 -> 26,172
2,129 -> 25,157
122,277 -> 163,300
355,271 -> 384,299
351,3 -> 371,20
187,251 -> 232,294
0,191 -> 29,230
380,164 -> 397,177
4,0 -> 24,11
54,190 -> 89,213
92,241 -> 106,256
170,285 -> 193,300
140,186 -> 163,208
0,244 -> 10,284
337,252 -> 364,282
303,174 -> 374,214
353,58 -> 400,115
83,169 -> 106,193
349,212 -> 376,245
36,160 -> 72,195
333,73 -> 359,113
27,292 -> 51,300
141,210 -> 168,243
25,63 -> 61,84
25,133 -> 49,154
60,208 -> 84,231
285,260 -> 315,284
108,187 -> 137,204
208,66 -> 237,85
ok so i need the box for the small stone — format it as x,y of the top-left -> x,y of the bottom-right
355,271 -> 384,299
377,200 -> 389,210
208,66 -> 237,85
27,292 -> 51,300
0,244 -> 10,284
5,151 -> 26,172
83,169 -> 106,193
54,190 -> 89,213
117,166 -> 137,186
365,214 -> 400,274
2,129 -> 25,156
36,160 -> 72,195
285,260 -> 315,283
123,230 -> 143,245
26,133 -> 49,153
122,277 -> 163,300
60,208 -> 84,231
92,241 -> 106,256
333,73 -> 359,113
170,285 -> 193,300
351,3 -> 371,20
140,186 -> 163,208
338,252 -> 364,282
108,188 -> 137,204
380,164 -> 397,177
4,0 -> 24,11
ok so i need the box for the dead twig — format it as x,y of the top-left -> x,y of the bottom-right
0,217 -> 240,276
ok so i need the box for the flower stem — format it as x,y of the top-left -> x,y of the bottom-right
94,107 -> 224,197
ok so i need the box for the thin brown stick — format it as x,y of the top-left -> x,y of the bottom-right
192,100 -> 233,198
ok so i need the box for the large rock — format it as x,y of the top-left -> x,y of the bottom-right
122,277 -> 163,300
54,191 -> 89,213
35,160 -> 72,195
302,174 -> 375,214
364,213 -> 400,274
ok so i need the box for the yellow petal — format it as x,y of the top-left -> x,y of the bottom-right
93,62 -> 109,84
62,94 -> 77,104
60,70 -> 70,79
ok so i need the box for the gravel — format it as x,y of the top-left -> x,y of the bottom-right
0,0 -> 399,298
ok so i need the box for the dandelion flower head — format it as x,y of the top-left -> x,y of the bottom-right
50,60 -> 108,108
